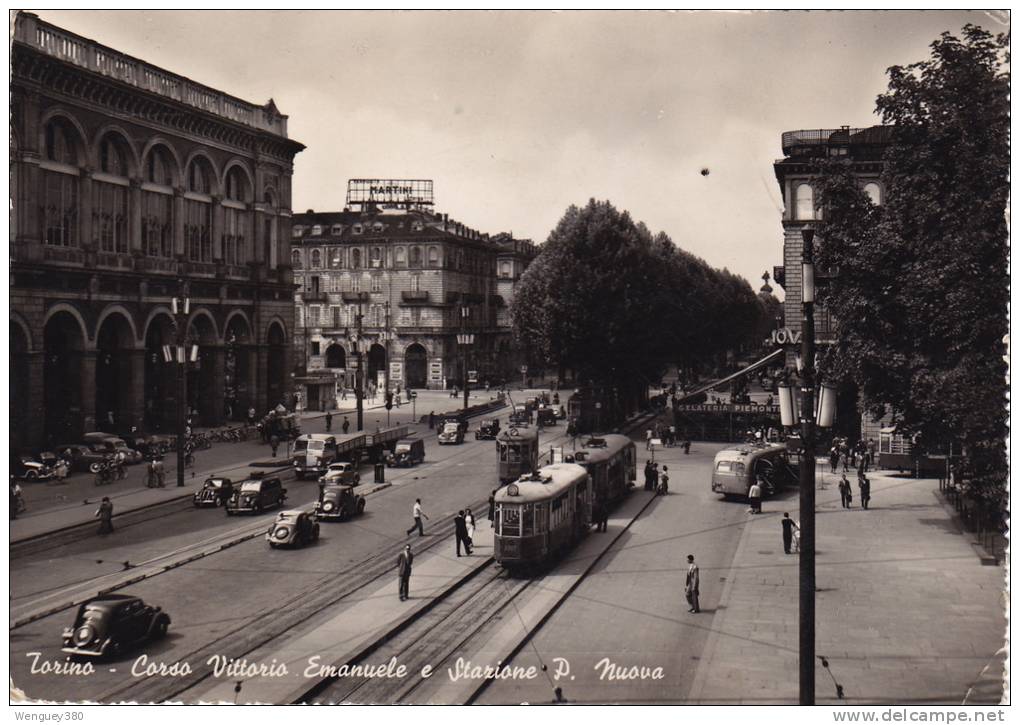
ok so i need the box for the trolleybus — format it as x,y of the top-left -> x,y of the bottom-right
710,442 -> 797,500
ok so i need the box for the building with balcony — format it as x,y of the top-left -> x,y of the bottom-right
10,12 -> 305,448
772,125 -> 893,437
291,204 -> 536,406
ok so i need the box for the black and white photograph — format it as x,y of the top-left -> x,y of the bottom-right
8,8 -> 1009,712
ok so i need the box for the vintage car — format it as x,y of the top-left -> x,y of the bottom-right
317,460 -> 360,486
61,594 -> 169,658
386,438 -> 425,467
193,477 -> 235,507
315,485 -> 366,522
266,509 -> 320,548
118,432 -> 172,458
474,419 -> 501,441
226,475 -> 287,515
82,433 -> 144,465
437,421 -> 465,445
536,408 -> 558,427
12,455 -> 54,481
56,444 -> 109,473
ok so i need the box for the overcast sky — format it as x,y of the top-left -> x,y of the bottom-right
31,9 -> 1004,294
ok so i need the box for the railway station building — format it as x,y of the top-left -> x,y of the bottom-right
10,13 -> 305,450
290,182 -> 537,408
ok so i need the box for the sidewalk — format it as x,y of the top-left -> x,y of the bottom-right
688,468 -> 1006,704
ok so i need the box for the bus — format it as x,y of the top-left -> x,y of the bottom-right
710,443 -> 797,500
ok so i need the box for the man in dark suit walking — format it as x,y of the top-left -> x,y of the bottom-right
781,512 -> 800,554
397,544 -> 413,601
454,510 -> 472,556
685,554 -> 700,613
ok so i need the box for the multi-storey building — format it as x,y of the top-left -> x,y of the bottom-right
10,13 -> 305,449
291,189 -> 536,407
772,125 -> 892,438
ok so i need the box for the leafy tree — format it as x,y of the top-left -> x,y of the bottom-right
815,25 -> 1008,505
511,198 -> 761,408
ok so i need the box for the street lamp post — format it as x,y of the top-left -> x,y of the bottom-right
166,285 -> 198,488
458,306 -> 473,411
798,227 -> 817,705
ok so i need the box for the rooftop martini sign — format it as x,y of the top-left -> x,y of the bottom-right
346,179 -> 434,208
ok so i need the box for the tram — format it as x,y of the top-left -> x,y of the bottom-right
567,434 -> 637,510
710,442 -> 797,499
493,463 -> 592,568
496,425 -> 540,485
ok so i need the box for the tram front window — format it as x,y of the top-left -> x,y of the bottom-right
499,506 -> 521,536
507,445 -> 520,463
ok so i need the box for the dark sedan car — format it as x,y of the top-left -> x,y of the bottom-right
475,419 -> 501,441
226,476 -> 286,515
56,444 -> 109,473
62,594 -> 170,658
315,485 -> 366,521
193,477 -> 234,507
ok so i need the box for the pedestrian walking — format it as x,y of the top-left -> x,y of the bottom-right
658,465 -> 670,495
643,461 -> 654,491
454,510 -> 472,556
683,439 -> 691,455
406,498 -> 429,537
781,512 -> 799,554
860,476 -> 871,510
342,417 -> 350,434
341,387 -> 348,401
465,508 -> 476,546
829,447 -> 839,474
325,411 -> 333,432
838,475 -> 852,508
646,428 -> 653,451
748,480 -> 762,514
685,554 -> 700,613
488,490 -> 496,525
429,411 -> 436,430
397,544 -> 413,601
96,496 -> 114,535
270,434 -> 280,458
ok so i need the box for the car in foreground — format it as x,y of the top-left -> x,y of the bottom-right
226,475 -> 286,515
266,509 -> 320,548
61,594 -> 169,658
318,460 -> 360,486
315,485 -> 366,522
193,477 -> 235,507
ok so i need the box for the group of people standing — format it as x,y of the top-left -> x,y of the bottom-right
829,437 -> 877,475
645,423 -> 691,452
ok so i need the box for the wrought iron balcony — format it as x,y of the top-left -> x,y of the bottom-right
401,290 -> 429,303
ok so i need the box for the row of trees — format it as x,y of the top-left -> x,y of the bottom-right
813,25 -> 1008,506
510,199 -> 770,410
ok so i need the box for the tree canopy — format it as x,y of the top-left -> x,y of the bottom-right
510,199 -> 766,399
814,25 -> 1008,504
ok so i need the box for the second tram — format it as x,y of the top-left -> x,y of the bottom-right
567,434 -> 637,511
493,463 -> 592,568
496,425 -> 540,485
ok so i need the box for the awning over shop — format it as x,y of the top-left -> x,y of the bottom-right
676,348 -> 784,404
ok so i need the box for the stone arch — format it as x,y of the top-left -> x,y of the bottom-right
266,320 -> 288,411
221,159 -> 255,203
324,343 -> 346,370
143,310 -> 177,432
224,309 -> 253,343
11,320 -> 32,450
10,311 -> 34,352
405,342 -> 428,389
95,304 -> 140,346
44,308 -> 88,441
139,137 -> 184,186
182,149 -> 222,194
39,108 -> 89,166
91,124 -> 141,176
264,316 -> 289,344
95,309 -> 137,432
367,343 -> 387,387
43,303 -> 90,345
224,311 -> 255,419
185,310 -> 220,425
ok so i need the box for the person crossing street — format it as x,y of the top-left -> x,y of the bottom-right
406,498 -> 429,537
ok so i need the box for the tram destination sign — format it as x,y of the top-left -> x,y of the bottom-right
346,179 -> 434,207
